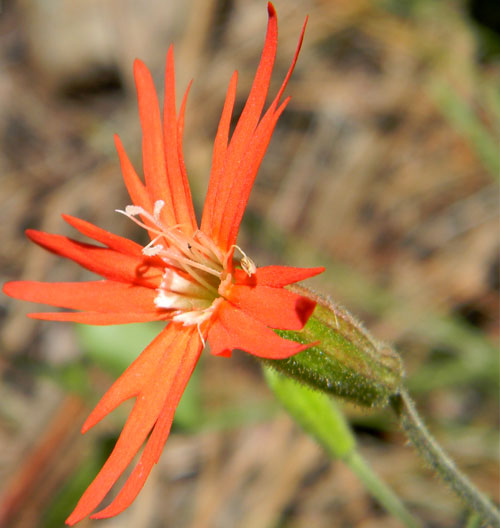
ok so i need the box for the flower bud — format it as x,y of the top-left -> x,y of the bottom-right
263,286 -> 404,407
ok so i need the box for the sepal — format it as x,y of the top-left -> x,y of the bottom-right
262,286 -> 404,407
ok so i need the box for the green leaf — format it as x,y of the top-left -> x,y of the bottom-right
264,367 -> 355,458
172,364 -> 203,431
75,322 -> 164,375
41,361 -> 93,398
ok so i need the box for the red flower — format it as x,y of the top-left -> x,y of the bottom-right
3,3 -> 323,524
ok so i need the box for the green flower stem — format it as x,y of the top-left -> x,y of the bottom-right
344,451 -> 421,528
390,389 -> 500,527
264,368 -> 421,528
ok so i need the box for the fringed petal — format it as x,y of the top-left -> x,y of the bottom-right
81,324 -> 177,433
90,330 -> 202,519
217,98 -> 289,248
65,327 -> 198,526
204,5 -> 307,251
207,4 -> 278,245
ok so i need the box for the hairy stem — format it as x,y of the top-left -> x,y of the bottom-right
390,389 -> 500,527
264,367 -> 421,528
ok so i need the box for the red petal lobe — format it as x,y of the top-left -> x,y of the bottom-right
4,280 -> 157,313
208,301 -> 311,359
234,265 -> 325,287
114,135 -> 152,213
228,284 -> 315,330
62,215 -> 143,256
134,59 -> 176,225
201,71 -> 238,236
26,230 -> 163,288
162,47 -> 197,231
27,312 -> 165,325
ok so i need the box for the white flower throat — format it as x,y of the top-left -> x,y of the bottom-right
118,200 -> 255,328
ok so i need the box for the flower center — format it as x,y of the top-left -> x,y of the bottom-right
118,201 -> 255,329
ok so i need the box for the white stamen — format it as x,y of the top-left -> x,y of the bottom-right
197,323 -> 206,348
162,252 -> 222,278
115,204 -> 256,329
173,308 -> 213,326
142,236 -> 164,256
155,290 -> 211,311
160,269 -> 209,297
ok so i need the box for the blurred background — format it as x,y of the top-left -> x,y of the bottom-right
0,0 -> 498,526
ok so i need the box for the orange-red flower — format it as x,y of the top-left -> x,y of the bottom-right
3,4 -> 323,524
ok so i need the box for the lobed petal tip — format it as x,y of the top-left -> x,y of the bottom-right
133,58 -> 150,82
80,420 -> 94,435
133,57 -> 144,70
26,312 -> 47,320
2,281 -> 15,297
4,281 -> 37,301
309,266 -> 324,274
61,213 -> 81,228
3,281 -> 34,299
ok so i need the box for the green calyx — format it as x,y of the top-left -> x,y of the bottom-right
264,286 -> 404,407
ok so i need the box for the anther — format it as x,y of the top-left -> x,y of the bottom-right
153,200 -> 165,220
229,245 -> 256,276
123,205 -> 144,216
